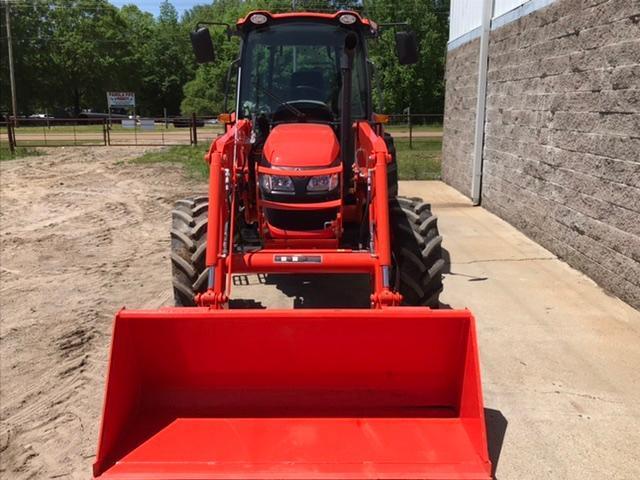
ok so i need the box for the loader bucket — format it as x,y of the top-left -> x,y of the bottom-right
94,307 -> 491,479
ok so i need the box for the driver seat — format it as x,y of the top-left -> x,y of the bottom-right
290,70 -> 325,101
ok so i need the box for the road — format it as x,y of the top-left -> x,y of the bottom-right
0,147 -> 638,479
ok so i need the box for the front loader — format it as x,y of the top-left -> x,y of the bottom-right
94,10 -> 491,479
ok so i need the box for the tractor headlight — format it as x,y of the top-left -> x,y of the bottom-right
260,174 -> 294,193
307,173 -> 339,192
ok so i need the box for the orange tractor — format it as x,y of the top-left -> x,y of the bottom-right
93,10 -> 491,479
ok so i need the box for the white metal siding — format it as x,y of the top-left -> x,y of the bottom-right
493,0 -> 528,17
449,0 -> 555,44
449,0 -> 484,41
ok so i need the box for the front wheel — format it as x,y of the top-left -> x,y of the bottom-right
170,196 -> 209,306
390,196 -> 444,307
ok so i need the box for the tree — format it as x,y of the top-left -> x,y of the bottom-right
1,1 -> 63,115
180,0 -> 249,115
0,0 -> 450,117
47,0 -> 130,115
1,0 -> 130,115
365,0 -> 450,114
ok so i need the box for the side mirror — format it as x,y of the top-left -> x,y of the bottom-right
395,31 -> 419,65
191,27 -> 215,64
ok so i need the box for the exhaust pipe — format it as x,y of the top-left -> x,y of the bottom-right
341,32 -> 357,191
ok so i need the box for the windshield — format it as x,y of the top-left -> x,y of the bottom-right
238,22 -> 368,121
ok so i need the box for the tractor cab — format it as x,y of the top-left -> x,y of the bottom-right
236,14 -> 370,126
191,11 -> 416,247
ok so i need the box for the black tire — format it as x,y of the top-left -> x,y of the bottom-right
390,196 -> 444,307
384,133 -> 399,197
170,196 -> 209,306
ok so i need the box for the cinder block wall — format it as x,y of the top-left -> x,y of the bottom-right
442,38 -> 480,198
442,0 -> 640,308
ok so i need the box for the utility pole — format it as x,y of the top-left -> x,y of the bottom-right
5,0 -> 18,123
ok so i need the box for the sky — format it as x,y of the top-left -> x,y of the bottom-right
108,0 -> 205,17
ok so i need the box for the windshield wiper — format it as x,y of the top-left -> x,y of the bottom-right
256,85 -> 306,121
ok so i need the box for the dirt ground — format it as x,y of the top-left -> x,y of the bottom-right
0,147 -> 206,479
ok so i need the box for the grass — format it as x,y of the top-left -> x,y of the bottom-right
131,144 -> 210,178
385,123 -> 443,133
395,137 -> 442,180
130,137 -> 441,181
0,144 -> 42,160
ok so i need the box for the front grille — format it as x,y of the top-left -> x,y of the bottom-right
265,208 -> 337,230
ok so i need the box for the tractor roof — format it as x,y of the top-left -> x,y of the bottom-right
236,10 -> 378,36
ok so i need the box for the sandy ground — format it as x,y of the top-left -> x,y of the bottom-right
0,147 -> 206,478
1,147 -> 639,479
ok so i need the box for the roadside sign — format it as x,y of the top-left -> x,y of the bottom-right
107,92 -> 135,107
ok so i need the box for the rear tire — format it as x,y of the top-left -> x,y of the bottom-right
390,196 -> 444,307
170,196 -> 209,306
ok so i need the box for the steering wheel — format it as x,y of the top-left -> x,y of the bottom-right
272,100 -> 334,121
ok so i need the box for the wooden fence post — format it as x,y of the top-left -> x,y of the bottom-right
8,119 -> 16,154
191,112 -> 198,146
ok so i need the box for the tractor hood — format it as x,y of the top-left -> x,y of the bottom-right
263,124 -> 339,168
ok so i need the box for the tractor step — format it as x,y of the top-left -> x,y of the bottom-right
93,307 -> 490,479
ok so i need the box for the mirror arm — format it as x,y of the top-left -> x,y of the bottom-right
196,21 -> 236,39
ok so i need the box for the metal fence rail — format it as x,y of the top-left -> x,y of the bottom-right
2,113 -> 442,151
4,117 -> 108,148
106,114 -> 223,146
2,115 -> 220,149
385,114 -> 444,149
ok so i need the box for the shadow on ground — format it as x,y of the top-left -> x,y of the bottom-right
266,274 -> 372,308
485,408 -> 508,479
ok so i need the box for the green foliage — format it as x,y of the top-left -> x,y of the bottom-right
180,0 -> 450,115
0,0 -> 449,117
0,0 -> 193,116
179,1 -> 248,115
365,0 -> 449,114
1,1 -> 131,115
0,144 -> 42,161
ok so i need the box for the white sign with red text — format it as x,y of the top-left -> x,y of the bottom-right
107,92 -> 135,107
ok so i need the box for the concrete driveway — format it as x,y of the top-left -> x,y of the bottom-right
235,180 -> 640,479
405,181 -> 640,479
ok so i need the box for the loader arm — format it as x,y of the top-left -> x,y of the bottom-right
197,119 -> 402,309
197,119 -> 251,308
